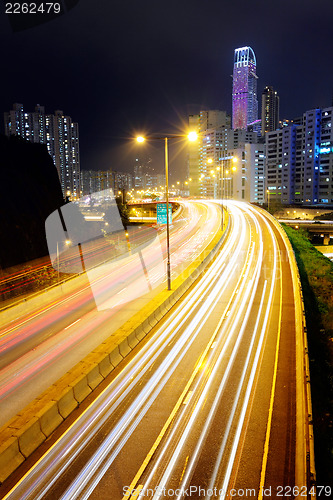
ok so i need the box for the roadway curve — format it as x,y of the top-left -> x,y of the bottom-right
1,202 -> 302,500
0,201 -> 221,427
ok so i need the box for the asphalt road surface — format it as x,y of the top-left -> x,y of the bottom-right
1,202 -> 299,500
0,201 -> 221,427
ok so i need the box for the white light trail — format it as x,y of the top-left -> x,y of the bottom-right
3,203 -> 241,500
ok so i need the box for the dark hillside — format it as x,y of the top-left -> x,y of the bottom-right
0,134 -> 64,268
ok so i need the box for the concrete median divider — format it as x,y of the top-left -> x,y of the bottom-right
0,212 -> 229,484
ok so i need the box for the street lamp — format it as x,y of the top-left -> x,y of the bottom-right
206,156 -> 236,231
219,155 -> 238,229
188,131 -> 198,142
206,158 -> 224,230
136,132 -> 196,290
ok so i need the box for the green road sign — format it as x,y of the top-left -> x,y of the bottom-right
157,203 -> 172,224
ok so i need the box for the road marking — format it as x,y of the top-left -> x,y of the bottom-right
121,311 -> 227,500
64,318 -> 81,330
138,210 -> 258,496
179,456 -> 189,482
129,485 -> 143,500
182,391 -> 193,405
258,241 -> 283,500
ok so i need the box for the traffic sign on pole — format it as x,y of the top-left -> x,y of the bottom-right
157,203 -> 172,224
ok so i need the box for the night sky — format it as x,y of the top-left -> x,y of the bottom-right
1,0 -> 333,179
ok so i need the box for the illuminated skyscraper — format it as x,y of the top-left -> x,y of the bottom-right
232,46 -> 258,130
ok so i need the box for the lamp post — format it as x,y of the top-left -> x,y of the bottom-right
164,137 -> 171,290
208,155 -> 237,231
136,132 -> 197,290
221,156 -> 237,202
220,163 -> 224,230
207,158 -> 224,231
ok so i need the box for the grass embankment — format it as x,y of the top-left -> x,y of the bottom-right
282,225 -> 333,485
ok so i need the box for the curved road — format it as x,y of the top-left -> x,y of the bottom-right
1,202 -> 302,499
0,201 -> 221,427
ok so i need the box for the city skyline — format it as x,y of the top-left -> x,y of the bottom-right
1,0 -> 333,175
0,2 -> 332,491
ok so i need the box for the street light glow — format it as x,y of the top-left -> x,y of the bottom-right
188,131 -> 198,142
136,136 -> 145,143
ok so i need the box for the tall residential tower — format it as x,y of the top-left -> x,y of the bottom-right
261,86 -> 279,135
4,103 -> 80,200
266,106 -> 333,205
232,46 -> 258,130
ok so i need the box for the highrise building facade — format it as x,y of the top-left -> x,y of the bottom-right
232,46 -> 258,130
4,103 -> 80,200
188,110 -> 264,202
261,86 -> 279,135
114,172 -> 133,192
218,142 -> 265,204
245,143 -> 266,204
266,106 -> 333,205
80,170 -> 114,196
133,156 -> 164,191
188,110 -> 231,197
80,170 -> 133,197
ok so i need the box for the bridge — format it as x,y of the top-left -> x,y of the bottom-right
279,219 -> 333,245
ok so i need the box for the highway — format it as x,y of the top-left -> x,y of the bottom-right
0,202 -> 300,499
0,201 -> 221,427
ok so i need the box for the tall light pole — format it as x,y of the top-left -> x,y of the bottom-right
215,155 -> 238,231
164,137 -> 171,290
220,162 -> 224,231
207,158 -> 224,232
136,132 -> 197,290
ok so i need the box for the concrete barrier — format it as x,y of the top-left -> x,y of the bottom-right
0,435 -> 25,483
37,399 -> 64,436
0,212 -> 230,485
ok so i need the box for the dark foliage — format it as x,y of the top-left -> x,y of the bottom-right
0,134 -> 64,269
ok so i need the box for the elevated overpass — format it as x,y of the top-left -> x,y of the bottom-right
279,219 -> 333,245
